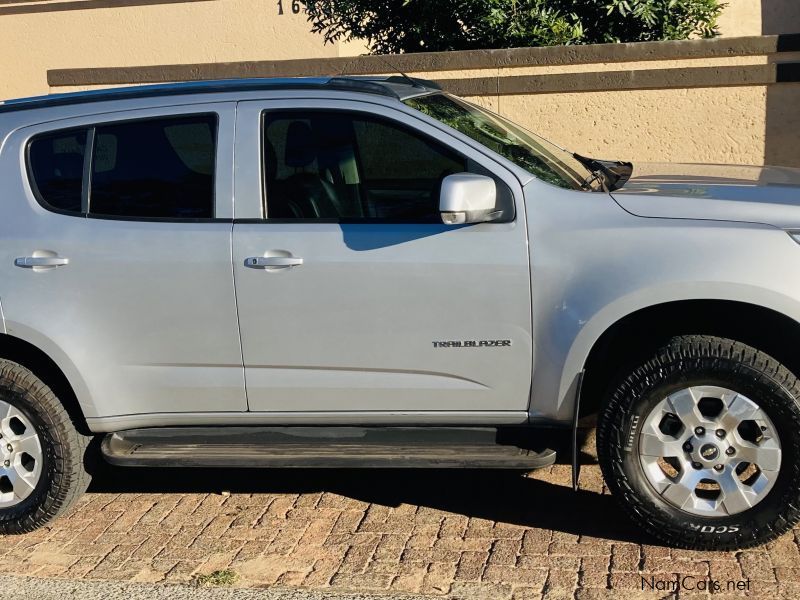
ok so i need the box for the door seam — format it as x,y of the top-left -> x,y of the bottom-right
230,101 -> 250,409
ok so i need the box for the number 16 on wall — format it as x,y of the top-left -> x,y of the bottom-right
277,0 -> 301,14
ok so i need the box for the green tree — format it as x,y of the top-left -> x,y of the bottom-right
300,0 -> 724,54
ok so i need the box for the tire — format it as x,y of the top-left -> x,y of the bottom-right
597,335 -> 800,550
0,359 -> 90,533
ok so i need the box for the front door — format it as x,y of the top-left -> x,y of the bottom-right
233,99 -> 532,417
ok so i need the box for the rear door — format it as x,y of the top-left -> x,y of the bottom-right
0,103 -> 246,425
232,98 -> 533,419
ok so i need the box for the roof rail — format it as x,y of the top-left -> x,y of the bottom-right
0,76 -> 437,114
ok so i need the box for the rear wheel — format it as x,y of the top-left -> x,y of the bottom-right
597,335 -> 800,549
0,359 -> 90,533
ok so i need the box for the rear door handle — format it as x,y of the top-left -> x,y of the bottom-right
245,256 -> 304,269
14,256 -> 70,269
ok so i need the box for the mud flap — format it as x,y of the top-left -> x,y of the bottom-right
571,369 -> 585,491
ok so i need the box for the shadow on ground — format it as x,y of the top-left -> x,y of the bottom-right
86,458 -> 649,546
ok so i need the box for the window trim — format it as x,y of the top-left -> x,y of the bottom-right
81,127 -> 95,214
258,107 -> 516,224
25,112 -> 223,223
25,125 -> 89,218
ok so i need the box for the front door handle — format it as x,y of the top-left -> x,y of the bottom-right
245,256 -> 304,269
14,256 -> 70,269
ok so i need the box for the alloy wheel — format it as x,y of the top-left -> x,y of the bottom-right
0,399 -> 43,508
638,385 -> 781,517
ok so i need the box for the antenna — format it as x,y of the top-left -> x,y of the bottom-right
376,55 -> 425,89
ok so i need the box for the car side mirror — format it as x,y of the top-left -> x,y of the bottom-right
439,173 -> 500,225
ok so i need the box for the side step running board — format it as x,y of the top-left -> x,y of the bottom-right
101,426 -> 557,469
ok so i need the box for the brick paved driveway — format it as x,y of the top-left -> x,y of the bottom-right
2,435 -> 799,599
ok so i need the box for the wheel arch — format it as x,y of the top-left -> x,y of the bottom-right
577,298 -> 800,421
0,331 -> 92,435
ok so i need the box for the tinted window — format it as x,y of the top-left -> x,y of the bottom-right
90,115 -> 216,219
28,129 -> 87,213
262,111 -> 468,221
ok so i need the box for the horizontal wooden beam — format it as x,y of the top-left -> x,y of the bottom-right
437,65 -> 779,97
48,34 -> 800,88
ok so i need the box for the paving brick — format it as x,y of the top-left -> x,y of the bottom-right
550,542 -> 604,557
511,586 -> 544,600
331,511 -> 365,535
550,529 -> 579,542
233,540 -> 272,561
302,557 -> 341,587
517,555 -> 580,570
709,559 -> 744,583
767,535 -> 800,569
330,571 -> 393,590
338,537 -> 381,574
422,561 -> 456,594
439,515 -> 469,538
455,551 -> 489,582
450,581 -> 514,600
610,544 -> 640,572
579,555 -> 610,589
0,462 -> 797,599
521,529 -> 551,555
576,590 -> 662,600
483,565 -> 548,587
389,570 -> 426,594
488,539 -> 521,566
543,590 -> 578,600
162,560 -> 198,583
738,551 -> 776,583
641,557 -> 709,576
435,536 -> 493,552
545,568 -> 579,591
372,534 -> 408,562
401,547 -> 460,564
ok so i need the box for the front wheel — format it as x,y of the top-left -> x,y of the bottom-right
597,335 -> 800,550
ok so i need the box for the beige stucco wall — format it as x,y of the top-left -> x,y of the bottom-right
498,87 -> 768,166
0,0 -> 361,99
716,0 -> 800,36
717,0 -> 762,37
404,36 -> 783,166
1,0 -> 798,168
454,87 -> 768,167
1,0 -> 796,100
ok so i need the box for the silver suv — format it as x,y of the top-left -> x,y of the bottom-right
1,76 -> 799,550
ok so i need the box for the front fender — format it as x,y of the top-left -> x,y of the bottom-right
524,177 -> 800,422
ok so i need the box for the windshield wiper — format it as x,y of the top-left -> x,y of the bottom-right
580,169 -> 608,192
573,154 -> 633,191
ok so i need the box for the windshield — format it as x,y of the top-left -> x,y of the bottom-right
404,93 -> 591,190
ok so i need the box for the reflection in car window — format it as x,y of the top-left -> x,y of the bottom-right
404,93 -> 588,190
90,115 -> 216,219
28,129 -> 87,213
262,110 -> 469,221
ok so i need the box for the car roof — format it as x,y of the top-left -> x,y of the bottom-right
0,76 -> 441,114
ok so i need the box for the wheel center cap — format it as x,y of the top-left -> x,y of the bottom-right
700,443 -> 720,461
